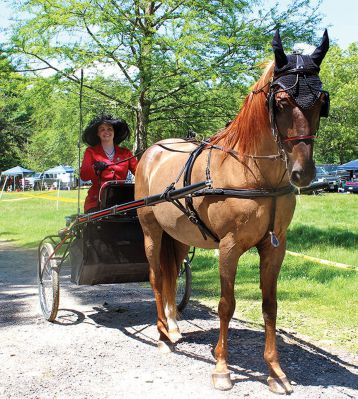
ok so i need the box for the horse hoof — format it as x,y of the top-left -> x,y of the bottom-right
168,329 -> 182,343
157,340 -> 174,354
267,376 -> 293,395
212,371 -> 233,391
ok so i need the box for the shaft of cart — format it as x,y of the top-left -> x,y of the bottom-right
74,179 -> 211,227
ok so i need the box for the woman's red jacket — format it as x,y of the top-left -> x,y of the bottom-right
80,144 -> 138,212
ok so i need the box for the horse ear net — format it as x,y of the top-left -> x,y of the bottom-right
272,30 -> 288,69
311,29 -> 330,66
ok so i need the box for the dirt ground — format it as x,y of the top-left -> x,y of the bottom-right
0,241 -> 357,399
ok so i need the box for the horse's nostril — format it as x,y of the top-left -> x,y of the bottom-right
291,170 -> 301,183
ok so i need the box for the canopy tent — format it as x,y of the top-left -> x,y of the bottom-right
44,165 -> 74,174
39,165 -> 76,209
0,166 -> 34,198
43,165 -> 75,191
337,159 -> 358,171
1,166 -> 33,176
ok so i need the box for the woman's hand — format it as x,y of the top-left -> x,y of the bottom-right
93,161 -> 108,174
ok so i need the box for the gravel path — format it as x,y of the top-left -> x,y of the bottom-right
0,242 -> 357,399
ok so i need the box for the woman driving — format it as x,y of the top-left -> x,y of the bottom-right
80,114 -> 138,213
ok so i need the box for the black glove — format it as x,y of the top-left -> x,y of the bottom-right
93,161 -> 108,174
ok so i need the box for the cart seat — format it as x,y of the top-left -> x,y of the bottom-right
99,180 -> 136,216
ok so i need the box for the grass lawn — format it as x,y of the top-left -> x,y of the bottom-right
0,190 -> 357,352
0,190 -> 84,248
191,193 -> 358,353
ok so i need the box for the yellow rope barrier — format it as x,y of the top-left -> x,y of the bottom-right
1,192 -> 83,203
286,250 -> 357,270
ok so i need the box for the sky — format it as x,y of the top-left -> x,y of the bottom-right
0,0 -> 356,48
269,0 -> 357,48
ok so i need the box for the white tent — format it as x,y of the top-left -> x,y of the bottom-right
44,165 -> 74,174
43,165 -> 75,190
42,165 -> 76,209
0,166 -> 34,198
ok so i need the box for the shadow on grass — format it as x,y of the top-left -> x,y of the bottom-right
0,232 -> 16,244
22,241 -> 42,249
192,251 -> 355,297
287,224 -> 358,250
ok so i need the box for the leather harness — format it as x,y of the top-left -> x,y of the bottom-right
164,141 -> 294,247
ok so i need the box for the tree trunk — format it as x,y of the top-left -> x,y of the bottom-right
133,3 -> 155,156
134,95 -> 150,155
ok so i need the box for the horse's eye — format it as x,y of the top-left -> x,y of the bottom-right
276,98 -> 291,110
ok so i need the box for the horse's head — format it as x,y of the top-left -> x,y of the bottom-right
270,30 -> 329,187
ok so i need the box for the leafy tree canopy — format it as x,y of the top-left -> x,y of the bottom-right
0,52 -> 33,170
5,0 -> 323,152
317,43 -> 358,164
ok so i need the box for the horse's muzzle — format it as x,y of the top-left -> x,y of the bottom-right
290,163 -> 315,187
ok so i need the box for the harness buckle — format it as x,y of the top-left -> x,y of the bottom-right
188,213 -> 199,224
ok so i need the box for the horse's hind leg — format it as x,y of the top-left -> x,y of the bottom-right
161,234 -> 189,343
257,237 -> 293,395
139,208 -> 171,350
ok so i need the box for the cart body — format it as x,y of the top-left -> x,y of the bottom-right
38,180 -> 195,321
70,182 -> 149,285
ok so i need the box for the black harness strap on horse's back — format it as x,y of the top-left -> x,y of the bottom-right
181,143 -> 220,242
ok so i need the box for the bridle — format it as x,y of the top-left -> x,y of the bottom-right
253,55 -> 330,159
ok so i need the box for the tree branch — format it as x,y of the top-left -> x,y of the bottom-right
153,1 -> 186,28
19,48 -> 136,110
150,98 -> 208,114
82,14 -> 139,89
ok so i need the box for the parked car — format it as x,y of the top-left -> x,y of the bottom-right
312,166 -> 331,191
56,173 -> 77,190
317,164 -> 350,191
343,179 -> 358,193
297,167 -> 329,194
26,172 -> 58,190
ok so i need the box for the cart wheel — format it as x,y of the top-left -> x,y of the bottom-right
38,243 -> 60,322
176,257 -> 192,312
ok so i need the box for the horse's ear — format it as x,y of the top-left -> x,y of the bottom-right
272,30 -> 288,69
311,29 -> 329,66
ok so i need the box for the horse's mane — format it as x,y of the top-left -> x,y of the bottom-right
210,62 -> 275,155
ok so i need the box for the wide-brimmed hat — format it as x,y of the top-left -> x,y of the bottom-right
82,114 -> 130,146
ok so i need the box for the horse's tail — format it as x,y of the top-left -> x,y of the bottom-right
160,231 -> 179,312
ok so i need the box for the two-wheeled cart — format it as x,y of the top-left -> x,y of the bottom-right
37,180 -> 208,321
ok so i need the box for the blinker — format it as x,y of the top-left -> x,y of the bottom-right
320,91 -> 330,118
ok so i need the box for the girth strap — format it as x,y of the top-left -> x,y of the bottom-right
182,143 -> 220,242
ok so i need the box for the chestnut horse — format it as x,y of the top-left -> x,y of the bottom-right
135,30 -> 329,394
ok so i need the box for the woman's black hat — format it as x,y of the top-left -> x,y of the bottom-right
82,114 -> 130,146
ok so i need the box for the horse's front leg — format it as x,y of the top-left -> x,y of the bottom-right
212,238 -> 241,391
257,236 -> 293,395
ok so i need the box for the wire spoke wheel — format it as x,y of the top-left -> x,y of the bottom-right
176,256 -> 192,312
38,243 -> 60,322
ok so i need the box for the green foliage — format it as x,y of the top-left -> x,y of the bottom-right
5,0 -> 323,152
317,44 -> 358,163
0,53 -> 32,170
